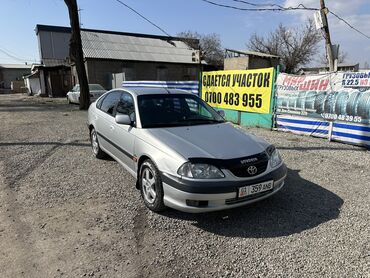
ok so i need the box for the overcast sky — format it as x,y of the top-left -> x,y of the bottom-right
1,0 -> 369,67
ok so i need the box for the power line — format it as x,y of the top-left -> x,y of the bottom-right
0,43 -> 37,62
0,48 -> 35,63
201,0 -> 370,40
200,0 -> 318,11
113,0 -> 171,37
230,0 -> 284,8
229,0 -> 315,10
329,11 -> 370,40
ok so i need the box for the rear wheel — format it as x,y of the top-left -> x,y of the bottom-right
90,128 -> 106,159
139,160 -> 166,212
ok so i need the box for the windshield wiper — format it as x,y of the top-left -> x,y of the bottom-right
181,118 -> 224,123
144,122 -> 191,128
144,119 -> 224,128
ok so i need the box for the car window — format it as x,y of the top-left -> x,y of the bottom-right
116,93 -> 134,114
185,98 -> 213,118
138,94 -> 224,128
116,92 -> 136,122
96,94 -> 106,109
89,84 -> 105,91
99,91 -> 121,116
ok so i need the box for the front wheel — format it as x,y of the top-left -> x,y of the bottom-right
140,160 -> 166,212
90,128 -> 106,159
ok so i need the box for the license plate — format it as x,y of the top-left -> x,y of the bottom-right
238,180 -> 274,198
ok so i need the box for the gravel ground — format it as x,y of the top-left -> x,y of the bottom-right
0,93 -> 369,278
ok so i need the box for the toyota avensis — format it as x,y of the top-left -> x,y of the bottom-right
87,87 -> 287,213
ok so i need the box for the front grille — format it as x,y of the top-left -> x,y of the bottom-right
228,152 -> 269,178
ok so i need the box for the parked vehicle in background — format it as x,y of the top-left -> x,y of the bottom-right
67,84 -> 106,104
87,87 -> 287,213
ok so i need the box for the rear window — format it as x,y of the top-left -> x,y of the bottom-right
89,84 -> 105,91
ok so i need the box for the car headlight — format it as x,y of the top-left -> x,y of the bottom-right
269,149 -> 282,168
177,162 -> 225,179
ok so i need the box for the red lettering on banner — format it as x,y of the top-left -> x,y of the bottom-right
283,76 -> 306,86
282,76 -> 292,85
293,76 -> 305,85
360,79 -> 368,86
309,79 -> 320,90
299,80 -> 310,90
318,79 -> 329,90
283,75 -> 329,90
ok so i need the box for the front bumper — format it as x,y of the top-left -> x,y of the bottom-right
161,163 -> 287,213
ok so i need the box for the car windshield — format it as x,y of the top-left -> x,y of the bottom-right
138,94 -> 225,128
88,84 -> 105,91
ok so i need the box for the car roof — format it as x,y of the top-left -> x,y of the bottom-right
119,86 -> 194,97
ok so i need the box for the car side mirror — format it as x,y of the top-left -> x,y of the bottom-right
217,110 -> 225,117
115,113 -> 132,125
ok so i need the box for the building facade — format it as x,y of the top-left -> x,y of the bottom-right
0,64 -> 31,90
36,24 -> 200,95
224,49 -> 280,70
297,63 -> 360,75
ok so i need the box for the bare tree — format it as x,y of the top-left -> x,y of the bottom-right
178,31 -> 224,68
247,20 -> 322,73
64,0 -> 90,110
318,50 -> 348,66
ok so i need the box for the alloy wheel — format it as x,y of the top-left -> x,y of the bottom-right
141,167 -> 157,204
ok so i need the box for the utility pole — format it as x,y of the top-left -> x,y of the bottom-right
320,0 -> 334,72
64,0 -> 90,110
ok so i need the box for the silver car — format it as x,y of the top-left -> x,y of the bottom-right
87,87 -> 287,213
67,84 -> 106,104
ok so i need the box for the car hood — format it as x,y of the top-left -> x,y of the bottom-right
146,123 -> 269,160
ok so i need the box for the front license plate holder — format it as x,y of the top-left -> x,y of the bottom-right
238,180 -> 274,198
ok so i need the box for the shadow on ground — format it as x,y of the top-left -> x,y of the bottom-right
0,141 -> 90,147
277,146 -> 368,152
0,99 -> 77,112
162,168 -> 343,238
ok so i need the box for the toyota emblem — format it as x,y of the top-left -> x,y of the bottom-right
247,165 -> 258,175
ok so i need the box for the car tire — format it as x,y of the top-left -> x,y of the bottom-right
90,128 -> 106,159
139,159 -> 166,212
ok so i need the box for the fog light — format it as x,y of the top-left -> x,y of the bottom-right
186,200 -> 209,207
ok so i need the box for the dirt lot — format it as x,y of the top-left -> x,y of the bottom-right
0,93 -> 369,278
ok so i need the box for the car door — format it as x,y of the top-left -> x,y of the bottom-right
111,91 -> 137,171
94,91 -> 122,155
